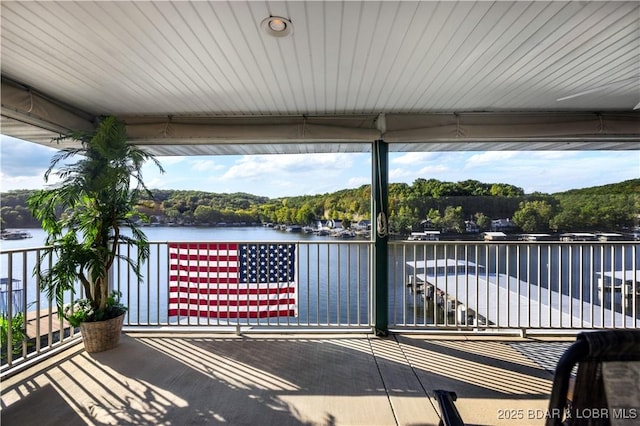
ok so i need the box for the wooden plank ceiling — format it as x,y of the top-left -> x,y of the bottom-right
1,1 -> 639,154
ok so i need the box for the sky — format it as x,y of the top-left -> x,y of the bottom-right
1,134 -> 638,198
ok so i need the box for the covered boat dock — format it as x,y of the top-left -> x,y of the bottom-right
407,260 -> 640,331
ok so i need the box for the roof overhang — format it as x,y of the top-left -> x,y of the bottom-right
1,1 -> 639,155
3,78 -> 638,155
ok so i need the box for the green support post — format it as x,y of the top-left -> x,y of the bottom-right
372,140 -> 389,336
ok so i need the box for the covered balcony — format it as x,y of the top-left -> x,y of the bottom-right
2,239 -> 639,424
1,1 -> 639,424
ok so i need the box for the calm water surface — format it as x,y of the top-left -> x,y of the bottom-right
1,226 -> 372,325
2,227 -> 638,325
0,226 -> 330,250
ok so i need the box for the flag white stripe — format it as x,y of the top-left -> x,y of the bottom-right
169,248 -> 238,256
169,282 -> 294,290
169,292 -> 296,301
169,303 -> 295,312
171,260 -> 238,268
170,272 -> 239,279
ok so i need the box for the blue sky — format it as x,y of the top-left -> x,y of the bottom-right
1,135 -> 638,198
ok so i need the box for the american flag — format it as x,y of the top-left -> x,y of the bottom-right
168,243 -> 297,318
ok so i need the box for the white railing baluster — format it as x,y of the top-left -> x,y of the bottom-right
3,239 -> 639,376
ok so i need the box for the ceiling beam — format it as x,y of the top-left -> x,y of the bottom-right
1,78 -> 95,137
122,112 -> 640,155
2,78 -> 638,154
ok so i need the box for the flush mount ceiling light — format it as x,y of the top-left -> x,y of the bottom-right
261,16 -> 293,37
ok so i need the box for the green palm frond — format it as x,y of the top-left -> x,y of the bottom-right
28,116 -> 164,320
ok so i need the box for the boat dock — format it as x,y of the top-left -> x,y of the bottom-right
596,270 -> 640,305
23,308 -> 71,340
0,229 -> 33,240
406,260 -> 640,330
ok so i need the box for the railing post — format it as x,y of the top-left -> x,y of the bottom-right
372,140 -> 389,335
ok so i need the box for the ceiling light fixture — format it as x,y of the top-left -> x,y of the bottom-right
261,16 -> 293,37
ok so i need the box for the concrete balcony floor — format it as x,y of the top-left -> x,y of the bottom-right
1,333 -> 574,426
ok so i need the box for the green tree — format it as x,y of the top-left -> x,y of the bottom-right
165,208 -> 180,222
490,183 -> 524,197
27,116 -> 164,319
426,208 -> 442,228
474,212 -> 491,231
391,205 -> 417,235
193,205 -> 214,223
440,206 -> 465,233
296,203 -> 315,225
513,200 -> 554,232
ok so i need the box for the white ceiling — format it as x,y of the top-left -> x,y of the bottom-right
1,0 -> 639,154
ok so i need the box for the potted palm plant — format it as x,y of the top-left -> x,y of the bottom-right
27,116 -> 164,352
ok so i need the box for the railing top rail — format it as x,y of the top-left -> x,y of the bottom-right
0,246 -> 50,254
1,239 -> 374,254
146,239 -> 374,245
390,240 -> 640,245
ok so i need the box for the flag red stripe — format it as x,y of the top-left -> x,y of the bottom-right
170,265 -> 239,272
169,276 -> 240,284
169,243 -> 238,250
169,286 -> 295,295
168,298 -> 296,307
169,253 -> 237,262
168,309 -> 296,318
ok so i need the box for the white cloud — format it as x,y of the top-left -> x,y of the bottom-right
391,152 -> 441,165
0,171 -> 47,192
221,153 -> 356,181
190,159 -> 225,172
389,162 -> 451,182
529,151 -> 579,160
0,136 -> 57,176
2,133 -> 638,198
416,164 -> 451,175
465,151 -> 518,167
210,153 -> 372,197
518,152 -> 640,193
389,168 -> 414,180
347,176 -> 370,188
221,158 -> 267,181
156,156 -> 186,166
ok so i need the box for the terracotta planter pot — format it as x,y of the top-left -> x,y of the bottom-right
79,313 -> 125,353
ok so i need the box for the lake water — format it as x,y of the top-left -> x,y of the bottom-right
0,226 -> 335,250
1,226 -> 372,326
2,227 -> 639,326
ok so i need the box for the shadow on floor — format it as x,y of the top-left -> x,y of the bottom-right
1,333 -> 567,425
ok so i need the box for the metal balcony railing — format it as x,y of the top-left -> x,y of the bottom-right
120,241 -> 373,329
2,240 -> 639,376
389,241 -> 640,333
1,241 -> 373,375
1,246 -> 81,375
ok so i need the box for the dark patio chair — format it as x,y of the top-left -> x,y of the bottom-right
433,330 -> 640,426
546,329 -> 640,426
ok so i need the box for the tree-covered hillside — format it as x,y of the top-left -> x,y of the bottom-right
548,180 -> 640,232
2,178 -> 638,235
